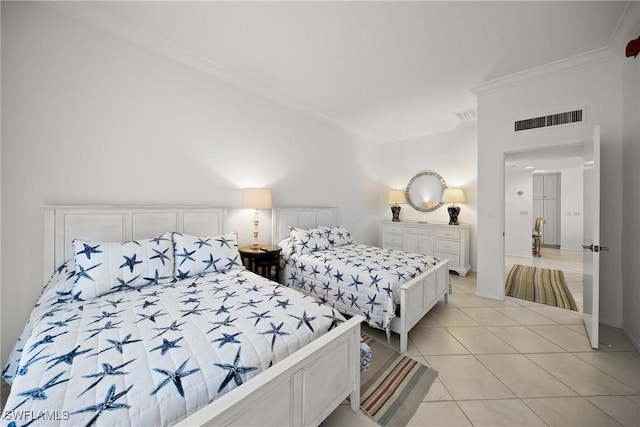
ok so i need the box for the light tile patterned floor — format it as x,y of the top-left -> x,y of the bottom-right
322,271 -> 639,427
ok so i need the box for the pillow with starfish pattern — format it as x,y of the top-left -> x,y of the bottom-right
72,232 -> 174,299
319,225 -> 354,248
289,227 -> 330,255
172,231 -> 240,279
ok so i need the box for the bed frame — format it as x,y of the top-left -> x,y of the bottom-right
272,206 -> 449,353
43,206 -> 362,427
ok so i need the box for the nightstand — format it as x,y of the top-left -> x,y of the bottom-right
239,245 -> 282,282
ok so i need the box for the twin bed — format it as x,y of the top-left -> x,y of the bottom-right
2,205 -> 449,426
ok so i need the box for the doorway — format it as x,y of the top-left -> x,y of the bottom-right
503,144 -> 584,312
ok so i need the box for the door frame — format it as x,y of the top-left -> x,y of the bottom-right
499,138 -> 587,300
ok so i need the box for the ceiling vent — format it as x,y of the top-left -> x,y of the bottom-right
455,108 -> 478,122
514,109 -> 583,132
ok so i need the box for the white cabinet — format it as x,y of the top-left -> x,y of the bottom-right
532,173 -> 560,247
380,221 -> 471,276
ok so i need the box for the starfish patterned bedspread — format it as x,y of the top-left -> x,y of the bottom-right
1,261 -> 345,426
282,243 -> 439,334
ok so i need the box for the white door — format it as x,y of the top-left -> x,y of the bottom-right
582,126 -> 603,349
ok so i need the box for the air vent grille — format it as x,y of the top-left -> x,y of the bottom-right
455,108 -> 478,122
514,109 -> 583,132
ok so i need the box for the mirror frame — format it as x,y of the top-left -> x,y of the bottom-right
405,170 -> 448,212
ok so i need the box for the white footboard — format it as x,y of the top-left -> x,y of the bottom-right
175,315 -> 363,427
391,259 -> 449,353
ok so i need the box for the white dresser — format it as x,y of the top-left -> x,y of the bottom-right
380,221 -> 471,276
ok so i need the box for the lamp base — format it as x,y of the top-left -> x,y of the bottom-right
447,206 -> 460,225
390,205 -> 401,222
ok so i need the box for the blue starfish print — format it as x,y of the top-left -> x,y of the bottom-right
137,299 -> 158,309
76,243 -> 103,260
17,348 -> 47,376
214,349 -> 257,393
224,255 -> 240,270
40,313 -> 80,335
150,248 -> 171,265
180,305 -> 208,317
261,322 -> 290,351
150,235 -> 169,245
383,283 -> 393,298
238,299 -> 262,309
176,269 -> 191,280
119,254 -> 143,273
275,298 -> 291,309
79,359 -> 135,397
348,294 -> 360,309
247,310 -> 272,326
12,372 -> 70,411
218,291 -> 237,303
150,337 -> 184,355
102,298 -> 125,309
47,345 -> 91,370
323,309 -> 343,331
136,310 -> 166,324
333,270 -> 344,283
366,294 -> 382,310
176,247 -> 196,267
369,274 -> 382,291
75,263 -> 102,283
323,265 -> 333,277
206,315 -> 238,334
334,288 -> 346,304
72,384 -> 133,425
111,276 -> 141,293
143,269 -> 170,286
215,235 -> 232,248
213,304 -> 234,315
212,332 -> 242,348
84,321 -> 122,340
289,310 -> 316,332
202,254 -> 221,272
151,358 -> 200,397
152,320 -> 185,338
348,275 -> 363,291
195,237 -> 212,248
180,296 -> 202,305
265,289 -> 283,301
28,331 -> 68,352
91,334 -> 141,356
89,310 -> 124,325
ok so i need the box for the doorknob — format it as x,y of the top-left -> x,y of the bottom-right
582,244 -> 609,252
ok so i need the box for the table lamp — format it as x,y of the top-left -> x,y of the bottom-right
242,188 -> 272,246
387,190 -> 406,222
441,187 -> 465,225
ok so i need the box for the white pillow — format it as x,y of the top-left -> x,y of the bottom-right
320,225 -> 354,247
289,227 -> 330,255
72,232 -> 174,299
173,231 -> 240,279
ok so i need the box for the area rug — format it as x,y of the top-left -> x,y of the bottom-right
505,264 -> 578,311
360,334 -> 438,427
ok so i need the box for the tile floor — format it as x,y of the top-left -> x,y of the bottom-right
322,272 -> 639,427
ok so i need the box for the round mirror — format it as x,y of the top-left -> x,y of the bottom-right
405,171 -> 447,212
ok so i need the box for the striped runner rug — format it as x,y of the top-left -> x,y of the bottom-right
360,334 -> 438,426
505,264 -> 578,311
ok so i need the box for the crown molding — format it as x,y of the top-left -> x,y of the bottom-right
469,47 -> 618,96
45,2 -> 373,142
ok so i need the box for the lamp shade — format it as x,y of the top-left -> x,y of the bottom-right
242,188 -> 272,209
441,188 -> 466,204
387,190 -> 407,204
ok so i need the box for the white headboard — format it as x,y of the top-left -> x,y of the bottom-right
271,207 -> 338,243
44,206 -> 227,281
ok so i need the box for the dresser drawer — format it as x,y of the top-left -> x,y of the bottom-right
436,252 -> 460,267
383,224 -> 403,234
436,239 -> 460,253
383,234 -> 403,247
405,227 -> 434,236
436,229 -> 461,240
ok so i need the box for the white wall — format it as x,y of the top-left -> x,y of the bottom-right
377,122 -> 477,270
474,55 -> 624,329
621,43 -> 640,349
559,167 -> 584,251
0,3 -> 379,366
504,170 -> 533,257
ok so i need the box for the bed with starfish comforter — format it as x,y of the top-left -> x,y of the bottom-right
2,256 -> 348,426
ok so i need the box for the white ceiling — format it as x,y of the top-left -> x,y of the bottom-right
58,1 -> 629,143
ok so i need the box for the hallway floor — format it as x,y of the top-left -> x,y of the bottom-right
323,272 -> 639,427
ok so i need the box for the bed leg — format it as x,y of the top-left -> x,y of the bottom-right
400,333 -> 408,354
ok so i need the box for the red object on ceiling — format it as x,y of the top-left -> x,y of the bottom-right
626,36 -> 640,58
